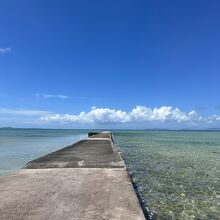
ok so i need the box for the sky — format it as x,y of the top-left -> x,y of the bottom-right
0,0 -> 220,129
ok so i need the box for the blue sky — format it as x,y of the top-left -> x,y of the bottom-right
0,0 -> 220,128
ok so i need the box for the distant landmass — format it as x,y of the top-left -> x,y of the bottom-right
143,128 -> 220,131
0,127 -> 220,131
0,127 -> 15,129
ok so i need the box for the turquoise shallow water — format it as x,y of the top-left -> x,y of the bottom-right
0,129 -> 219,219
0,128 -> 87,176
113,131 -> 220,220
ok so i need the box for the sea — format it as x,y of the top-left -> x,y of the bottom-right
0,128 -> 219,220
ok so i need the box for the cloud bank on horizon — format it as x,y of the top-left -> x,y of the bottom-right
0,108 -> 50,116
1,106 -> 219,129
40,106 -> 220,126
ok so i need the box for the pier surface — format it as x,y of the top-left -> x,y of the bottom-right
0,132 -> 145,220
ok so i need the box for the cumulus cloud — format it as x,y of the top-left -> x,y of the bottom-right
1,106 -> 220,128
35,93 -> 69,99
40,105 -> 220,127
0,47 -> 11,54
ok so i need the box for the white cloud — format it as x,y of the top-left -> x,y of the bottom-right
0,47 -> 11,54
40,105 -> 220,127
0,108 -> 50,116
1,106 -> 220,128
129,106 -> 191,122
41,107 -> 130,124
35,93 -> 69,99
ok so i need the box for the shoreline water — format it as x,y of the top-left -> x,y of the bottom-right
0,128 -> 219,219
114,130 -> 220,219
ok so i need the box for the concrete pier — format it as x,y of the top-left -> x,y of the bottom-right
0,132 -> 145,220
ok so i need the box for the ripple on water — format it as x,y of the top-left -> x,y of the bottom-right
114,131 -> 220,220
